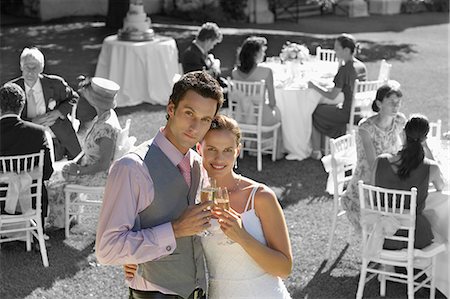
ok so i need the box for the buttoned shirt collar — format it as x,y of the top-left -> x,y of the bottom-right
24,78 -> 43,94
153,128 -> 192,168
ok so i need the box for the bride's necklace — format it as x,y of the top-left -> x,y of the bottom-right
227,174 -> 242,194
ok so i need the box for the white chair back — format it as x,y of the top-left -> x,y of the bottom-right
228,79 -> 281,171
377,59 -> 392,82
0,150 -> 49,267
349,79 -> 384,132
229,79 -> 265,126
325,132 -> 356,259
316,46 -> 338,62
356,181 -> 446,299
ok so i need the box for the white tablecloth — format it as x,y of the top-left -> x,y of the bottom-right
266,60 -> 339,161
95,35 -> 179,107
275,87 -> 321,160
424,189 -> 449,298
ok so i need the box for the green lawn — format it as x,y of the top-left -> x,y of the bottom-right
0,13 -> 448,299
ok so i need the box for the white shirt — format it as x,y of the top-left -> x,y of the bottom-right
25,79 -> 46,117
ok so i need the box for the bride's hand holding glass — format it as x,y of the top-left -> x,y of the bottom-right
213,207 -> 246,244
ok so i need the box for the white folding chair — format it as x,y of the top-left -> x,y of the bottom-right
228,80 -> 281,172
316,46 -> 338,62
326,132 -> 356,260
356,181 -> 446,299
349,79 -> 384,132
377,59 -> 392,82
64,119 -> 135,238
0,150 -> 49,267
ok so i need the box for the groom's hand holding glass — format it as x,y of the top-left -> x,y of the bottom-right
171,202 -> 212,238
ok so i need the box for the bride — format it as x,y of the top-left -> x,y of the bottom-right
125,115 -> 292,298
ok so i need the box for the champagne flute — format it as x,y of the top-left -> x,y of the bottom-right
214,187 -> 235,245
196,178 -> 216,237
214,187 -> 230,211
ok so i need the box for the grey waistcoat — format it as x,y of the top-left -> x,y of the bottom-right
131,141 -> 206,299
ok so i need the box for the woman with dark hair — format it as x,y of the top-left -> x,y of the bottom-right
309,33 -> 367,159
341,81 -> 407,232
374,115 -> 444,249
231,36 -> 281,126
231,36 -> 284,158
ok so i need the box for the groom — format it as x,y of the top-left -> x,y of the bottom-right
96,71 -> 224,299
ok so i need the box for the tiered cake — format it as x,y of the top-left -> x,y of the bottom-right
118,0 -> 155,41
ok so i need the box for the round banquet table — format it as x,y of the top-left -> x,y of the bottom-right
95,34 -> 179,107
265,60 -> 341,161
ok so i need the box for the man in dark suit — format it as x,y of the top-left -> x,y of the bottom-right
181,22 -> 230,97
10,47 -> 81,161
0,83 -> 54,237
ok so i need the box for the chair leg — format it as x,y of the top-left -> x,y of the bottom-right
257,134 -> 262,171
380,271 -> 386,297
407,265 -> 414,299
324,136 -> 330,155
36,219 -> 49,267
356,259 -> 368,299
26,221 -> 31,252
326,196 -> 339,260
271,128 -> 278,162
430,256 -> 437,299
65,190 -> 71,239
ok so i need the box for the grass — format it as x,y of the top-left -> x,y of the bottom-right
0,12 -> 449,299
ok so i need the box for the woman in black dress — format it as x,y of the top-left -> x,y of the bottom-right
309,33 -> 366,159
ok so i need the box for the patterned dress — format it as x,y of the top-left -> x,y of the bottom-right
341,113 -> 406,232
46,110 -> 121,228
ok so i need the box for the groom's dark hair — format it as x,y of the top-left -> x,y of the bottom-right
167,71 -> 223,120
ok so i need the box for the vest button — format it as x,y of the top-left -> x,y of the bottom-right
166,245 -> 172,251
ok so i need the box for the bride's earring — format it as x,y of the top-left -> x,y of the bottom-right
234,159 -> 238,169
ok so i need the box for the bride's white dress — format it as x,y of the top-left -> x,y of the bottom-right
201,185 -> 291,299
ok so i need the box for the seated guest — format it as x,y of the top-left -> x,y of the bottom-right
373,115 -> 445,249
308,33 -> 367,159
181,22 -> 228,89
46,77 -> 122,228
9,47 -> 82,161
341,82 -> 406,232
231,36 -> 283,158
74,75 -> 97,137
0,83 -> 54,237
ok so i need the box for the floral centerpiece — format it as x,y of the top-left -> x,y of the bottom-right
279,41 -> 310,63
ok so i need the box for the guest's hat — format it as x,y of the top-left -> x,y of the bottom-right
79,77 -> 120,110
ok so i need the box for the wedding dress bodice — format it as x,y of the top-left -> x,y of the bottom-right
201,185 -> 291,298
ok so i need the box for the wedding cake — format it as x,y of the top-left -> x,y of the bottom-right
118,0 -> 154,41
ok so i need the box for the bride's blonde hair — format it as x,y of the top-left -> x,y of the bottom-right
210,114 -> 241,146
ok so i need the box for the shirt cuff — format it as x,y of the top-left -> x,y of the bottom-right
154,222 -> 176,254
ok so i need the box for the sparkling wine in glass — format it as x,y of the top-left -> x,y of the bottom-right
196,178 -> 216,237
214,187 -> 230,211
215,187 -> 235,245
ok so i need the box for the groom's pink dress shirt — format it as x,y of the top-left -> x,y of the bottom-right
96,128 -> 202,293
